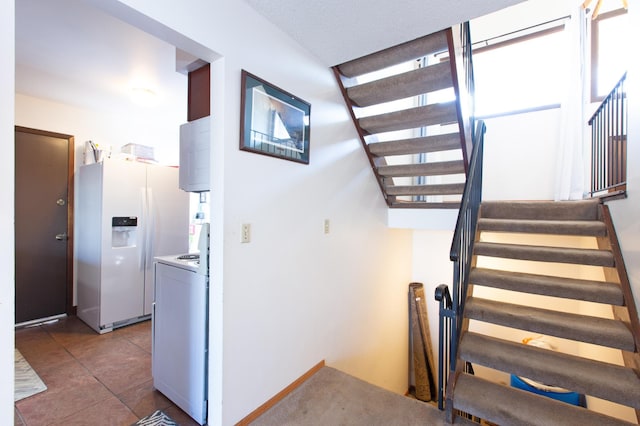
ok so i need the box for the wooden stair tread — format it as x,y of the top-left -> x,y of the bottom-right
458,332 -> 640,409
337,31 -> 448,78
385,183 -> 464,196
377,160 -> 465,177
473,241 -> 615,267
347,62 -> 452,107
368,133 -> 461,157
469,267 -> 625,306
453,373 -> 635,426
358,101 -> 458,135
477,218 -> 607,236
465,297 -> 635,351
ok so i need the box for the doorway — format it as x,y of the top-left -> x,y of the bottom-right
14,126 -> 74,324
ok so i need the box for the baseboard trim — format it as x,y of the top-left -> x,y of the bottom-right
236,360 -> 326,425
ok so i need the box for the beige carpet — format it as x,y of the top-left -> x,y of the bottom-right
14,349 -> 47,401
251,366 -> 448,425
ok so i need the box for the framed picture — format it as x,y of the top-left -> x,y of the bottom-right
240,70 -> 311,164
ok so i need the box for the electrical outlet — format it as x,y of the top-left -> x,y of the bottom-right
241,223 -> 251,243
324,219 -> 330,234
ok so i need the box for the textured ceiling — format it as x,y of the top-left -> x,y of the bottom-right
245,0 -> 525,66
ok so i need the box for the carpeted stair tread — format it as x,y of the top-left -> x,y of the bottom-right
347,62 -> 453,107
368,133 -> 461,157
389,201 -> 460,209
337,31 -> 448,78
473,241 -> 614,267
480,200 -> 600,221
358,101 -> 458,135
453,373 -> 635,426
477,218 -> 607,236
385,183 -> 465,196
378,160 -> 465,178
469,267 -> 624,305
458,332 -> 640,408
465,297 -> 635,351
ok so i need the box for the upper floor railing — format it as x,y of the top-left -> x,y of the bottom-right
588,72 -> 627,198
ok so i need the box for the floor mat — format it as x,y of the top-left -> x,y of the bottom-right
133,410 -> 178,426
14,348 -> 47,401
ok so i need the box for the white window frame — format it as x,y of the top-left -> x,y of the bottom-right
471,22 -> 567,118
590,7 -> 628,102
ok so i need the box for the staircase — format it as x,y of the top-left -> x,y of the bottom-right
447,199 -> 640,425
332,25 -> 473,209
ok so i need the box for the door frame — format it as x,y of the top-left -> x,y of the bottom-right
15,126 -> 75,316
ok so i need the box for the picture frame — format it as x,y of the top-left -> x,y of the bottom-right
239,70 -> 311,164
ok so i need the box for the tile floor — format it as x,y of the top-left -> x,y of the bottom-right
14,315 -> 199,425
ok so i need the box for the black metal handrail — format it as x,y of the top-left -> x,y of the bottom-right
435,119 -> 486,410
434,283 -> 452,410
588,72 -> 627,197
448,21 -> 476,170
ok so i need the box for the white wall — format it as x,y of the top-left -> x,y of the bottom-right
411,229 -> 455,366
482,109 -> 561,201
608,0 -> 640,313
0,1 -> 14,423
15,93 -> 186,167
87,1 -> 414,425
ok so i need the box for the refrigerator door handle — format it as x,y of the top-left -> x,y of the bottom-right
140,187 -> 147,270
151,300 -> 156,370
146,188 -> 155,267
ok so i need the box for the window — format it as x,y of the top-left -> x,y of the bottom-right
591,8 -> 628,101
472,25 -> 568,117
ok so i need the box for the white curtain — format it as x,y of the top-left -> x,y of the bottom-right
554,6 -> 588,200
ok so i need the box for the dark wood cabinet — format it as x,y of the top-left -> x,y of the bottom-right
188,63 -> 210,121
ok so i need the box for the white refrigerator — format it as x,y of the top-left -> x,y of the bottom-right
77,158 -> 188,333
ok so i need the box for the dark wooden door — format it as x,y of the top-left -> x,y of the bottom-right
15,127 -> 74,324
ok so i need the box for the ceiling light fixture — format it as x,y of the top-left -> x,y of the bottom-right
130,86 -> 157,106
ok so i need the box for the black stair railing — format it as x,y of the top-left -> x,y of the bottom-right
448,21 -> 475,171
588,72 -> 627,197
435,119 -> 486,410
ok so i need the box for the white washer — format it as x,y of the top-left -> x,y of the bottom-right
152,252 -> 208,425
